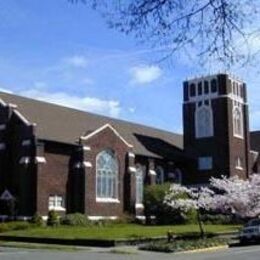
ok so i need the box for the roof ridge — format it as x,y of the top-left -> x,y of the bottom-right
0,91 -> 181,137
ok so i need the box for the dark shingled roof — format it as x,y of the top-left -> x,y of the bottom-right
250,131 -> 260,153
0,92 -> 183,159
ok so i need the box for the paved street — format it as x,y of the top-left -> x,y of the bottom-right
1,245 -> 260,260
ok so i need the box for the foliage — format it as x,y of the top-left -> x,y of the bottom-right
165,183 -> 216,237
72,0 -> 260,67
61,213 -> 90,226
47,210 -> 60,227
144,183 -> 196,224
30,213 -> 44,226
0,221 -> 31,233
209,174 -> 260,218
139,237 -> 230,252
201,213 -> 244,225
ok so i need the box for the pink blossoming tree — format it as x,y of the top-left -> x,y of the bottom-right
165,174 -> 260,237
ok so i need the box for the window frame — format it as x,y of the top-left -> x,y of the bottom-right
195,105 -> 214,138
155,166 -> 164,184
135,165 -> 144,206
48,195 -> 65,211
233,106 -> 244,139
96,149 -> 119,203
198,157 -> 213,170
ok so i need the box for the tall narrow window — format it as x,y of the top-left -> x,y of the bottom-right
235,157 -> 243,170
204,81 -> 209,94
211,79 -> 217,93
195,105 -> 214,138
136,166 -> 144,205
155,166 -> 164,184
96,149 -> 118,200
233,106 -> 243,138
190,83 -> 196,97
198,82 -> 202,95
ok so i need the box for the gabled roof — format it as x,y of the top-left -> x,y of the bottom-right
0,92 -> 183,159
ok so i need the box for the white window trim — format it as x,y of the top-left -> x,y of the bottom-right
128,152 -> 135,158
48,195 -> 65,211
88,216 -> 118,220
49,206 -> 66,211
96,198 -> 120,203
149,169 -> 156,175
135,203 -> 144,209
128,166 -> 137,173
35,156 -> 47,164
83,161 -> 92,168
80,123 -> 133,148
83,146 -> 91,151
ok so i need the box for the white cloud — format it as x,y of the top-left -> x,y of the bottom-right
130,65 -> 162,84
19,89 -> 121,118
64,55 -> 88,68
0,87 -> 13,94
129,107 -> 136,113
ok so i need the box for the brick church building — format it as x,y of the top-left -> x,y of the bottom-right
0,73 -> 259,220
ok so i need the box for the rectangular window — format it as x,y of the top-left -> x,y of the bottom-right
204,81 -> 209,94
190,83 -> 196,97
48,195 -> 65,211
198,157 -> 213,170
198,82 -> 202,95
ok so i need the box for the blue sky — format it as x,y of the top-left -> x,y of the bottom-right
0,0 -> 259,133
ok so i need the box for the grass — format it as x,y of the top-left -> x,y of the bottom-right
0,224 -> 241,240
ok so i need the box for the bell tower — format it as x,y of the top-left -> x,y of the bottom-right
183,74 -> 250,184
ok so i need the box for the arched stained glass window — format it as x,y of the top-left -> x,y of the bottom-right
136,165 -> 143,204
233,107 -> 243,138
195,105 -> 214,138
155,166 -> 164,184
96,149 -> 118,199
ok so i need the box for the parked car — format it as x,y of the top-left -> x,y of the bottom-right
239,219 -> 260,244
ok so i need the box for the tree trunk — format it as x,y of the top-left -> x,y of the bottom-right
197,209 -> 205,238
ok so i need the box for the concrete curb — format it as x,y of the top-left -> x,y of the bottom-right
178,245 -> 229,254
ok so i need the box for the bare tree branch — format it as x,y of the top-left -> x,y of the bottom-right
70,0 -> 260,68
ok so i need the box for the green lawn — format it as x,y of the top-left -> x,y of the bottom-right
1,224 -> 241,240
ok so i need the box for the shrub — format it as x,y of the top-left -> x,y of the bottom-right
47,210 -> 60,226
0,221 -> 31,233
113,213 -> 135,224
61,213 -> 90,226
201,213 -> 244,225
144,183 -> 197,225
30,213 -> 44,226
7,221 -> 30,231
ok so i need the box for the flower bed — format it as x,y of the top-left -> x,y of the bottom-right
139,237 -> 230,253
